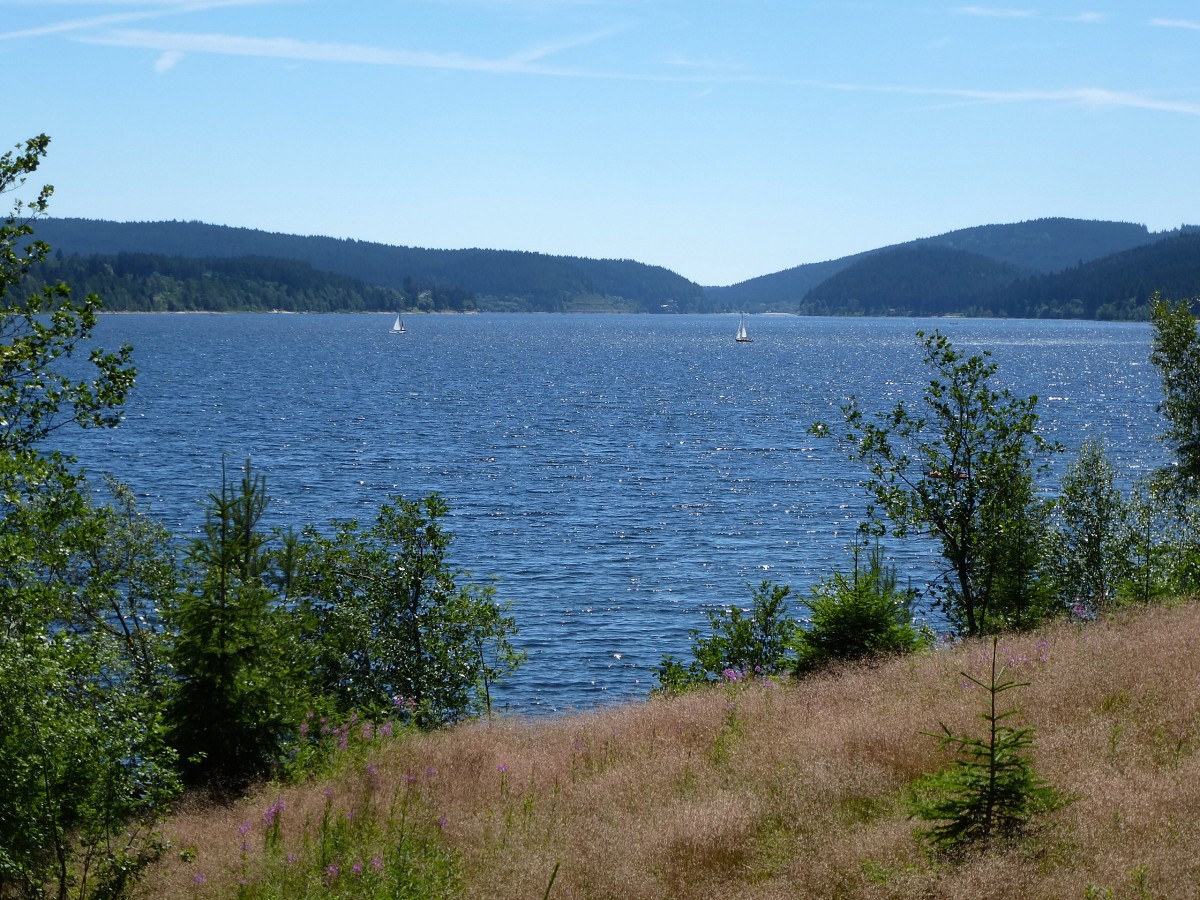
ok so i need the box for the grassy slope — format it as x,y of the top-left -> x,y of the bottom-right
141,600 -> 1200,899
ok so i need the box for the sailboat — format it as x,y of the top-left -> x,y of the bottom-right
735,314 -> 752,343
390,314 -> 407,334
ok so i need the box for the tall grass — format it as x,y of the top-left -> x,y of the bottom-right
139,600 -> 1200,899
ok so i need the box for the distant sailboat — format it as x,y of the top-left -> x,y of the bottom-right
735,314 -> 752,343
390,314 -> 407,334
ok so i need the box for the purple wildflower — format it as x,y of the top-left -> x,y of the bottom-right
264,798 -> 285,828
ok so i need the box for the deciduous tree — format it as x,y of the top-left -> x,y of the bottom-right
1149,293 -> 1200,498
1,135 -> 134,451
812,330 -> 1058,636
0,134 -> 176,897
297,494 -> 523,726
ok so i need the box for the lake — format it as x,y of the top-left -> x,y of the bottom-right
52,313 -> 1165,715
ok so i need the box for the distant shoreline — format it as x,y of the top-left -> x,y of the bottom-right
97,308 -> 480,315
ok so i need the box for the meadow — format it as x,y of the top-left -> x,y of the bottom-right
137,598 -> 1200,900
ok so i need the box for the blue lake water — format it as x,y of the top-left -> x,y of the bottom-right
53,313 -> 1164,715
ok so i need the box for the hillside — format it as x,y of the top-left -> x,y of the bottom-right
32,218 -> 711,314
978,230 -> 1200,319
136,601 -> 1200,899
30,216 -> 1199,318
798,244 -> 1027,317
910,217 -> 1157,273
711,218 -> 1186,314
23,252 -> 427,313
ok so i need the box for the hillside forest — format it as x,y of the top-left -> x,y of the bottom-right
29,216 -> 1200,319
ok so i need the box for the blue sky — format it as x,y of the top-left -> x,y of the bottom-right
4,1 -> 1198,286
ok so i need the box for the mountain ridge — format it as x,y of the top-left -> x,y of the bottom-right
31,216 -> 1199,318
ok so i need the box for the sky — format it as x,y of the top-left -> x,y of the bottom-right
3,1 -> 1198,286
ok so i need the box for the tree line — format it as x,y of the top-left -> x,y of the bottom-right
20,251 -> 476,313
33,217 -> 714,314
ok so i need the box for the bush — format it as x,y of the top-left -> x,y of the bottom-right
793,543 -> 930,674
654,580 -> 795,693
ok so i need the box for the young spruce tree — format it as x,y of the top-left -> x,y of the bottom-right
166,459 -> 297,788
909,638 -> 1067,855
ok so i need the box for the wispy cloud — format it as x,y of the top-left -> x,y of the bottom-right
0,0 -> 281,42
952,6 -> 1036,18
1150,18 -> 1200,31
154,49 -> 185,72
79,26 -> 627,76
951,7 -> 1109,24
811,80 -> 1200,116
503,23 -> 631,65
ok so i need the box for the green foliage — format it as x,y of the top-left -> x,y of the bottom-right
296,494 -> 523,726
1118,483 -> 1200,603
909,639 -> 1068,855
654,580 -> 795,692
1149,293 -> 1200,498
793,543 -> 930,674
0,135 -> 179,898
188,758 -> 462,898
1050,440 -> 1132,612
1,138 -> 135,452
812,330 -> 1059,637
166,460 -> 301,789
0,453 -> 181,899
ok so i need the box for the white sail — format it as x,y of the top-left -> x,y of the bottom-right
735,315 -> 752,342
391,314 -> 406,334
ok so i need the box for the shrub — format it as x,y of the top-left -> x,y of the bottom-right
654,580 -> 795,693
793,543 -> 930,674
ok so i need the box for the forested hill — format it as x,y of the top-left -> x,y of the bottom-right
800,245 -> 1026,317
31,216 -> 1199,318
977,230 -> 1200,320
21,253 -> 445,313
32,218 -> 711,313
709,218 -> 1198,317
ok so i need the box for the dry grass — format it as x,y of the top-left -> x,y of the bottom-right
139,600 -> 1200,899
